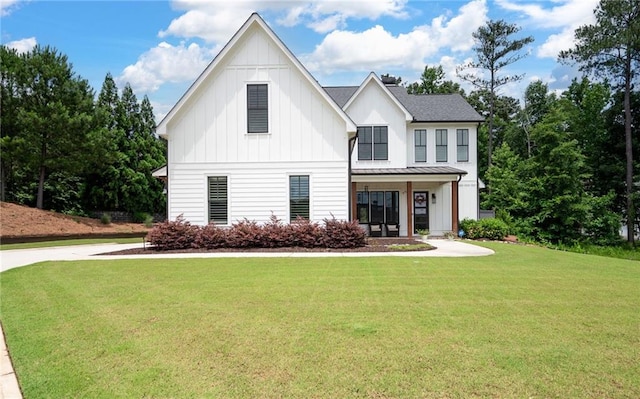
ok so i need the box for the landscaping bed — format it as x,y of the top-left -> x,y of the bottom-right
107,238 -> 434,254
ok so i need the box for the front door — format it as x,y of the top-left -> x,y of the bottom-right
413,191 -> 429,233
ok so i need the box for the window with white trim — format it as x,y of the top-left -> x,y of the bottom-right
208,176 -> 228,224
457,129 -> 469,162
290,175 -> 309,221
358,126 -> 388,160
247,84 -> 268,133
436,129 -> 448,162
414,129 -> 427,162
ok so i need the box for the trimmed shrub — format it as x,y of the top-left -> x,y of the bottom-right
226,219 -> 262,248
260,214 -> 292,248
460,218 -> 509,240
322,217 -> 366,248
146,215 -> 199,250
148,215 -> 368,251
289,217 -> 324,247
194,223 -> 227,249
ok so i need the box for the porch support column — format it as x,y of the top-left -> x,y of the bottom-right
406,181 -> 413,237
452,180 -> 459,235
351,182 -> 357,221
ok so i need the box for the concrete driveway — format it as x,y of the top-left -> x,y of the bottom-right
1,239 -> 493,272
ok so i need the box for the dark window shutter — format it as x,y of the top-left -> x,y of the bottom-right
247,84 -> 268,133
290,175 -> 310,221
208,176 -> 228,224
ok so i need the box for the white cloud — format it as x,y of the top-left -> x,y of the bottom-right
0,0 -> 22,16
495,0 -> 599,59
301,0 -> 487,72
281,0 -> 409,33
5,37 -> 37,53
117,41 -> 217,94
496,0 -> 598,29
160,0 -> 411,41
537,28 -> 576,59
159,5 -> 258,43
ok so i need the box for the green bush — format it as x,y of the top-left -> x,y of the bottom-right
460,218 -> 509,240
100,213 -> 111,225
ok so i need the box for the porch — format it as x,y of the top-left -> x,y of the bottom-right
350,167 -> 467,237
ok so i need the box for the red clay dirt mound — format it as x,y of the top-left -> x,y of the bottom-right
0,201 -> 150,241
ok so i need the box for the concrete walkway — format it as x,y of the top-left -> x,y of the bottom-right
1,240 -> 493,273
0,240 -> 493,398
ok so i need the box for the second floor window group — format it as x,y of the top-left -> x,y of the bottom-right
415,128 -> 469,163
358,126 -> 388,160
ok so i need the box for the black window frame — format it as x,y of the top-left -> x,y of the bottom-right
436,129 -> 448,162
289,175 -> 310,221
355,190 -> 399,224
414,129 -> 427,163
208,176 -> 228,225
357,125 -> 388,160
247,83 -> 268,133
357,127 -> 372,160
356,191 -> 370,222
457,129 -> 469,162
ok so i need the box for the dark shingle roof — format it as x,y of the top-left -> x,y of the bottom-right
324,86 -> 358,108
324,85 -> 483,123
386,86 -> 483,122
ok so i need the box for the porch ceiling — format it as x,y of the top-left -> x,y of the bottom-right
351,166 -> 467,183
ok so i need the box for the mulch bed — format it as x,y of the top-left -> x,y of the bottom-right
103,238 -> 434,255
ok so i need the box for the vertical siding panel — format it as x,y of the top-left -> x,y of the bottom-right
167,25 -> 352,224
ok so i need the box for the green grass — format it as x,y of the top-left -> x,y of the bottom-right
0,237 -> 143,250
1,242 -> 638,398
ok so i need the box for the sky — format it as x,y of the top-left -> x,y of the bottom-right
1,0 -> 600,120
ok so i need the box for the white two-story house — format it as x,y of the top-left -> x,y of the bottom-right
156,13 -> 483,237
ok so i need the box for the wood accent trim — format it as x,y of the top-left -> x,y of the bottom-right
351,182 -> 357,221
452,180 -> 459,234
407,181 -> 413,237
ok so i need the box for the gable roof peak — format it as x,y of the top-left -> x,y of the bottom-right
157,12 -> 356,136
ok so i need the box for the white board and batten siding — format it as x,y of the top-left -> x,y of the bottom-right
347,80 -> 410,169
168,162 -> 348,226
165,24 -> 351,225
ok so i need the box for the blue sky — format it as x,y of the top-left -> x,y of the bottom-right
1,0 -> 599,120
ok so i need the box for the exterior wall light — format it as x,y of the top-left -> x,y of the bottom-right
432,193 -> 436,204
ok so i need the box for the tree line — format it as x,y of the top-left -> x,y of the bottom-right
404,0 -> 638,246
1,45 -> 167,217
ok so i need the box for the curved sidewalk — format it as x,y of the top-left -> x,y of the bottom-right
0,239 -> 493,399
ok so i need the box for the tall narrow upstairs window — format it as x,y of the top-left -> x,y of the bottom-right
414,129 -> 427,162
208,176 -> 228,225
373,126 -> 388,160
247,84 -> 268,133
357,127 -> 372,160
457,129 -> 469,162
290,175 -> 309,221
436,129 -> 448,162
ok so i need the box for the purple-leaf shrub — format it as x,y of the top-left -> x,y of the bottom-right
289,217 -> 324,247
194,223 -> 227,249
227,219 -> 262,248
322,217 -> 366,248
146,214 -> 199,250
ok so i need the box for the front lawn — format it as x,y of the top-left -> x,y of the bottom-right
1,242 -> 638,398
